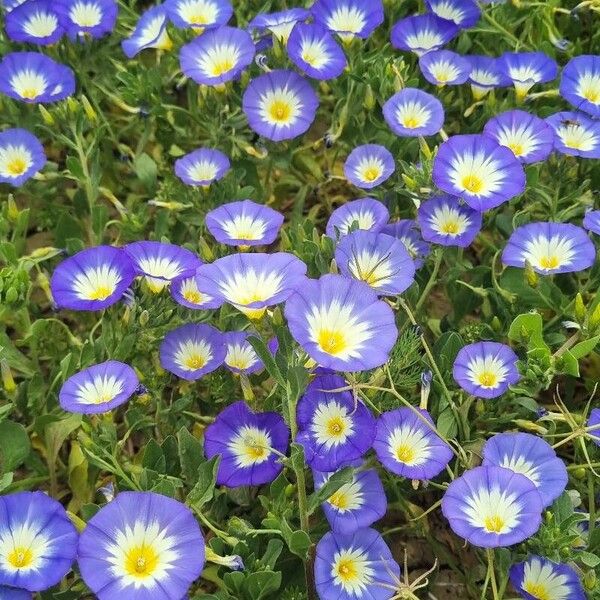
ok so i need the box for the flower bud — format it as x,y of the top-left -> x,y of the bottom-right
81,95 -> 97,121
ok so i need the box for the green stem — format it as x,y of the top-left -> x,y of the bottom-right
589,472 -> 596,538
72,126 -> 97,245
415,250 -> 443,313
486,549 -> 500,600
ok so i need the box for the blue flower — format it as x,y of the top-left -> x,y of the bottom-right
391,14 -> 458,56
545,111 -> 600,159
425,0 -> 481,29
559,54 -> 600,118
121,5 -> 172,58
419,49 -> 471,86
383,87 -> 445,137
5,0 -> 63,45
0,129 -> 46,187
311,0 -> 384,42
165,0 -> 232,31
55,0 -> 118,40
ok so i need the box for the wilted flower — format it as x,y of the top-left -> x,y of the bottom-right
55,0 -> 117,39
326,198 -> 389,239
0,129 -> 46,187
418,49 -> 471,86
391,14 -> 458,57
559,54 -> 600,118
499,51 -> 558,99
311,0 -> 384,42
5,0 -> 63,45
545,111 -> 600,159
121,6 -> 171,58
343,144 -> 394,189
164,0 -> 232,31
424,0 -> 481,29
383,87 -> 445,137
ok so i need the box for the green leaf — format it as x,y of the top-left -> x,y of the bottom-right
433,331 -> 464,372
570,335 -> 600,359
555,350 -> 579,377
288,529 -> 311,559
248,336 -> 285,387
143,439 -> 166,473
187,456 -> 221,509
43,414 -> 82,470
578,551 -> 600,568
0,420 -> 30,473
65,156 -> 84,180
551,492 -> 573,524
436,407 -> 458,439
307,467 -> 354,515
244,570 -> 282,600
178,427 -> 204,484
134,153 -> 158,191
508,312 -> 548,350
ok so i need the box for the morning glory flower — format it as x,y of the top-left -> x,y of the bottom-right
343,144 -> 394,189
391,14 -> 458,57
78,492 -> 205,600
284,274 -> 398,371
205,199 -> 284,247
164,0 -> 232,31
314,528 -> 400,600
125,241 -> 202,293
204,401 -> 289,486
424,0 -> 481,29
159,323 -> 225,380
174,147 -> 230,187
296,372 -> 376,472
51,246 -> 136,311
222,331 -> 264,375
242,70 -> 319,142
583,209 -> 600,235
499,51 -> 558,99
381,220 -> 431,268
326,198 -> 389,239
545,111 -> 600,159
314,466 -> 387,534
467,55 -> 510,100
195,252 -> 307,319
248,8 -> 309,43
287,23 -> 347,81
0,492 -> 78,592
432,134 -> 526,211
502,222 -> 596,275
311,0 -> 384,42
441,465 -> 543,547
383,87 -> 445,137
373,407 -> 453,480
2,0 -> 28,11
417,195 -> 482,248
559,54 -> 600,118
509,556 -> 586,600
170,270 -> 221,310
587,408 -> 600,446
335,230 -> 416,296
418,49 -> 471,86
59,360 -> 140,414
0,52 -> 75,104
5,0 -> 64,45
55,0 -> 118,40
452,341 -> 520,399
121,6 -> 172,58
179,26 -> 255,87
483,109 -> 555,164
482,432 -> 567,507
0,129 -> 46,187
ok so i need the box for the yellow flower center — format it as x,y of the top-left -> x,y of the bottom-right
396,444 -> 416,464
540,255 -> 559,270
8,547 -> 33,568
184,354 -> 206,370
484,515 -> 504,533
21,88 -> 41,99
362,166 -> 381,182
7,157 -> 27,175
269,100 -> 292,123
243,436 -> 268,460
302,51 -> 318,66
584,88 -> 600,103
336,558 -> 358,582
326,416 -> 346,437
523,583 -> 550,600
402,116 -> 420,128
212,58 -> 234,76
89,285 -> 112,300
440,220 -> 460,235
462,174 -> 484,193
329,490 -> 349,510
477,372 -> 498,387
508,142 -> 524,156
240,306 -> 267,320
183,290 -> 203,305
190,13 -> 208,25
317,329 -> 347,355
124,543 -> 159,578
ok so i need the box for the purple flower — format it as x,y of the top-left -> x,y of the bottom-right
453,341 -> 520,399
284,274 -> 398,371
287,23 -> 347,81
125,241 -> 202,292
425,0 -> 481,29
0,492 -> 77,592
418,195 -> 482,247
205,199 -> 284,247
391,14 -> 458,56
249,8 -> 309,42
482,432 -> 567,507
326,198 -> 389,239
195,252 -> 307,319
383,87 -> 445,137
468,55 -> 511,100
381,220 -> 431,268
159,323 -> 226,380
419,49 -> 471,86
59,360 -> 140,414
296,373 -> 376,472
0,129 -> 46,187
0,52 -> 75,104
587,408 -> 600,447
373,407 -> 453,479
545,111 -> 600,159
0,586 -> 30,600
483,109 -> 555,164
311,0 -> 384,42
165,0 -> 232,31
121,5 -> 172,58
432,134 -> 526,211
242,70 -> 319,142
170,270 -> 222,310
441,465 -> 543,547
559,54 -> 600,118
502,222 -> 596,275
315,528 -> 400,600
174,148 -> 230,187
335,230 -> 416,296
583,209 -> 600,236
499,51 -> 558,99
5,0 -> 63,45
314,466 -> 387,534
204,401 -> 289,486
51,246 -> 136,311
55,0 -> 118,40
179,26 -> 255,86
78,491 -> 205,600
343,144 -> 394,189
509,556 -> 586,600
223,331 -> 264,375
